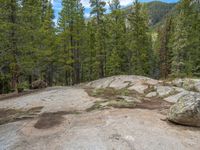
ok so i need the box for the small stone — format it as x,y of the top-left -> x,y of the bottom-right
146,92 -> 157,98
128,84 -> 148,94
156,86 -> 174,97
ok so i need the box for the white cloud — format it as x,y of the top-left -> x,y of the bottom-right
81,0 -> 133,8
119,0 -> 133,6
52,0 -> 134,20
84,12 -> 91,18
81,0 -> 91,8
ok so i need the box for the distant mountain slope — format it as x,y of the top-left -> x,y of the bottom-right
124,1 -> 177,26
146,1 -> 176,26
86,1 -> 177,27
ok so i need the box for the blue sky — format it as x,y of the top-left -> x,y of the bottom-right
52,0 -> 179,23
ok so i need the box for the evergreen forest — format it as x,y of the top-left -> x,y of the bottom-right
0,0 -> 199,93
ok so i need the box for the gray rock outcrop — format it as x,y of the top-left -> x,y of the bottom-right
172,78 -> 200,92
168,93 -> 200,127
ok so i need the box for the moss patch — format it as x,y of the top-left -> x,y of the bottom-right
85,87 -> 139,111
86,103 -> 103,112
85,87 -> 139,99
86,99 -> 136,112
85,87 -> 173,112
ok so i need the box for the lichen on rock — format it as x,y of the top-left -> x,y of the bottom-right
168,93 -> 200,127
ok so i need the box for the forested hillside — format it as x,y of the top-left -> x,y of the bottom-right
0,0 -> 199,94
147,1 -> 176,26
124,1 -> 176,26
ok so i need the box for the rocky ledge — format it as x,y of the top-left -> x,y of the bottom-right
87,75 -> 200,127
0,75 -> 200,150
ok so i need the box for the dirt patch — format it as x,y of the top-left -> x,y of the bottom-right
34,111 -> 80,129
107,100 -> 136,109
135,99 -> 172,110
0,106 -> 43,125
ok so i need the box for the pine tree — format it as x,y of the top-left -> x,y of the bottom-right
73,0 -> 85,84
58,0 -> 85,85
58,0 -> 74,85
41,0 -> 49,21
0,0 -> 20,92
90,0 -> 107,78
39,1 -> 56,86
190,1 -> 200,77
127,0 -> 152,75
171,0 -> 196,77
80,21 -> 96,81
90,0 -> 106,24
158,17 -> 174,79
20,0 -> 43,87
106,0 -> 126,75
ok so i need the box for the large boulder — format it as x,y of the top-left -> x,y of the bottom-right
194,82 -> 200,92
32,80 -> 47,89
167,93 -> 200,127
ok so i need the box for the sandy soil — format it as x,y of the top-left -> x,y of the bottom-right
0,86 -> 200,150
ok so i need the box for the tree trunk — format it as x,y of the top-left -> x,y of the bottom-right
47,64 -> 53,86
65,70 -> 69,86
10,0 -> 19,92
28,75 -> 32,89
